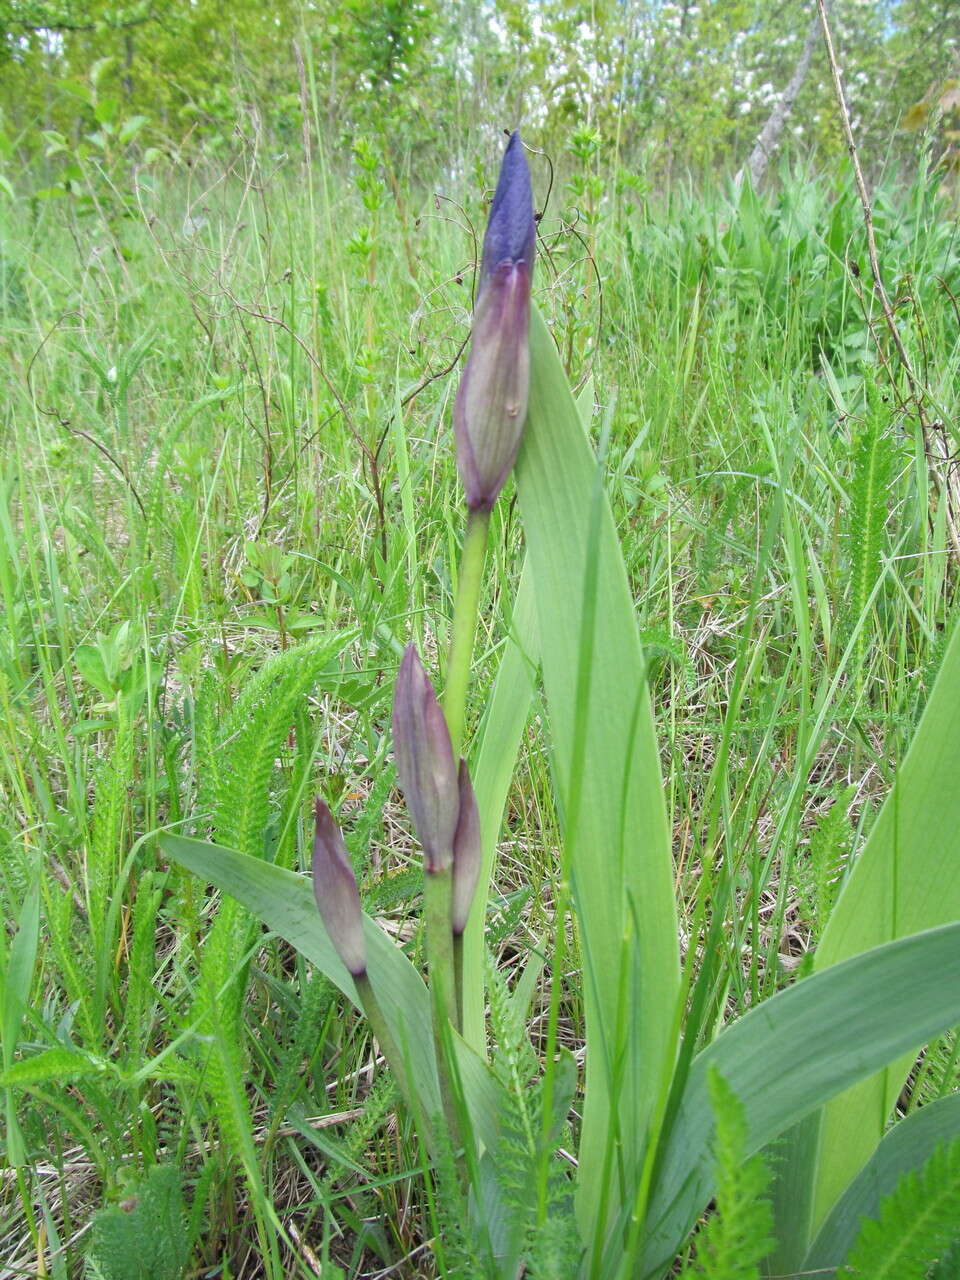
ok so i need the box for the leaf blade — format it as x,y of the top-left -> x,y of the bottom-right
804,1093 -> 960,1273
809,618 -> 960,1227
160,834 -> 441,1116
640,923 -> 960,1277
516,306 -> 681,1233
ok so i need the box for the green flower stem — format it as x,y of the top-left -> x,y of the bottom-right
443,507 -> 491,759
354,971 -> 415,1113
453,930 -> 466,1033
423,866 -> 463,1148
424,867 -> 458,1030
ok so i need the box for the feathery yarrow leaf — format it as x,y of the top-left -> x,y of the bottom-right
843,1133 -> 960,1278
680,1066 -> 774,1279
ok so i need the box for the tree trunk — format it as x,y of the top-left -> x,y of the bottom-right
736,10 -> 821,190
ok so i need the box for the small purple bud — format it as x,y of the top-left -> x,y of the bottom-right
455,131 -> 536,513
451,759 -> 481,936
312,799 -> 366,977
392,645 -> 460,873
480,131 -> 537,286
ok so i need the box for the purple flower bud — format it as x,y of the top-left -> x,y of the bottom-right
480,131 -> 537,286
455,131 -> 536,513
392,645 -> 460,873
451,759 -> 481,936
312,799 -> 366,977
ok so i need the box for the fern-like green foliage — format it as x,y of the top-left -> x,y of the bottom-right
429,1107 -> 491,1279
914,1031 -> 960,1107
189,636 -> 352,1220
928,1235 -> 960,1278
88,710 -> 135,1033
639,626 -> 695,693
845,373 -> 897,674
85,1165 -> 188,1280
123,870 -> 162,1070
797,784 -> 856,944
192,634 -> 353,1027
484,959 -> 580,1280
190,667 -> 223,828
197,635 -> 349,858
679,1066 -> 774,1279
266,967 -> 335,1127
843,1134 -> 960,1278
314,1067 -> 396,1198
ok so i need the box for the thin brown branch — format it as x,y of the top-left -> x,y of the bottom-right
816,0 -> 960,564
25,313 -> 147,520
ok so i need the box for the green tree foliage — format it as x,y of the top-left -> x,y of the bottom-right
2,0 -> 957,178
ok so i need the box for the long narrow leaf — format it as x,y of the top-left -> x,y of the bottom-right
160,834 -> 506,1153
638,923 -> 960,1278
161,834 -> 440,1114
516,306 -> 680,1234
803,1093 -> 960,1273
462,556 -> 539,1052
1,881 -> 39,1165
463,381 -> 593,1056
805,618 -> 960,1238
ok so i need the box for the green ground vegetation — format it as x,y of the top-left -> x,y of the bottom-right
1,40 -> 959,1276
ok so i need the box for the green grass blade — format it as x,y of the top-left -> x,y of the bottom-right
516,306 -> 681,1234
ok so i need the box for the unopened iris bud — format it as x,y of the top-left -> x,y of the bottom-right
312,799 -> 366,977
451,759 -> 481,935
455,130 -> 536,513
392,644 -> 460,873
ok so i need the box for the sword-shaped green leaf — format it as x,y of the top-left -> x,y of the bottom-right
637,923 -> 960,1279
768,618 -> 960,1271
515,306 -> 681,1234
162,836 -> 442,1098
803,1092 -> 960,1274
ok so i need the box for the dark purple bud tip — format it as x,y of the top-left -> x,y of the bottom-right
312,799 -> 366,977
392,645 -> 459,873
451,759 -> 481,936
481,132 -> 536,283
455,131 -> 536,513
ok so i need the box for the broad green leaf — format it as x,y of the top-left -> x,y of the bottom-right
638,924 -> 960,1278
809,618 -> 960,1232
516,306 -> 680,1234
160,834 -> 504,1152
162,834 -> 439,1111
803,1093 -> 960,1273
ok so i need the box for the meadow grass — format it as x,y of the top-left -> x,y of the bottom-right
1,137 -> 958,1277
